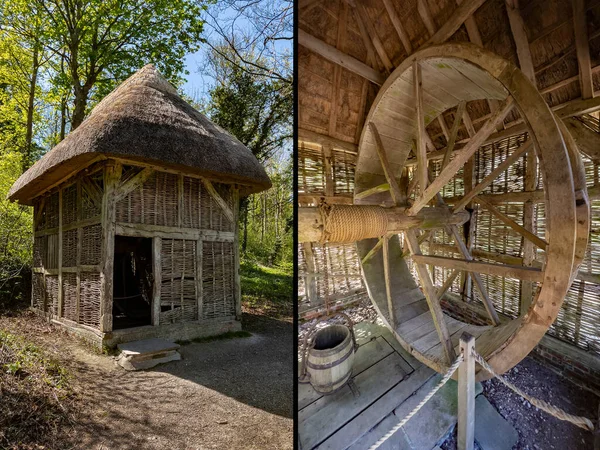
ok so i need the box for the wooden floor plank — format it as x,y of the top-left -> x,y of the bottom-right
298,336 -> 394,411
299,353 -> 409,450
317,365 -> 435,450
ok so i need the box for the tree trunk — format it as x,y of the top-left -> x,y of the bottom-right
71,85 -> 88,129
23,45 -> 40,172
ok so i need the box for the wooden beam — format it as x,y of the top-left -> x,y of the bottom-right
203,179 -> 234,223
298,127 -> 358,153
476,196 -> 548,250
153,237 -> 162,326
442,102 -> 466,170
409,96 -> 514,215
411,254 -> 544,282
115,167 -> 154,202
417,1 -> 437,35
405,229 -> 456,364
99,162 -> 121,333
232,188 -> 241,320
382,235 -> 396,328
425,0 -> 489,46
297,194 -> 354,205
506,0 -> 536,85
369,122 -> 404,205
436,268 -> 461,298
448,225 -> 500,325
382,0 -> 412,54
298,29 -> 385,85
414,62 -> 428,193
323,144 -> 335,197
453,139 -> 533,211
361,237 -> 384,265
303,242 -> 319,304
355,3 -> 394,72
520,139 -> 538,313
354,183 -> 390,200
573,0 -> 594,99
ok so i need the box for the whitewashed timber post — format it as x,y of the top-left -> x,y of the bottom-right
458,332 -> 475,450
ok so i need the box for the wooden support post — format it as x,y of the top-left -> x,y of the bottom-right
303,242 -> 319,305
323,144 -> 335,198
153,237 -> 162,326
458,332 -> 476,450
76,180 -> 82,322
57,188 -> 63,318
233,188 -> 242,320
521,146 -> 538,313
100,162 -> 121,333
382,235 -> 396,328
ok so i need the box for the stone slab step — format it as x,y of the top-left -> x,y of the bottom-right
474,396 -> 519,450
116,338 -> 181,371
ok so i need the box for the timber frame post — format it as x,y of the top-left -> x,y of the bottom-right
99,161 -> 122,333
458,332 -> 475,450
233,187 -> 242,320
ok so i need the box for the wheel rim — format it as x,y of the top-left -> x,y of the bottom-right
355,43 -> 584,380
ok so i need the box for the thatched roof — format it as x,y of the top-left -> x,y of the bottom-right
9,64 -> 271,204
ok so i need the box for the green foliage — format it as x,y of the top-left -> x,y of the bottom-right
240,259 -> 292,318
0,153 -> 32,309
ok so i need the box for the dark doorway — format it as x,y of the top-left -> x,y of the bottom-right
112,236 -> 153,330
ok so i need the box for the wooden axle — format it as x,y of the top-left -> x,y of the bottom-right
298,205 -> 470,243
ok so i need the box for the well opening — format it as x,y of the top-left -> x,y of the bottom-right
112,236 -> 153,330
313,325 -> 349,350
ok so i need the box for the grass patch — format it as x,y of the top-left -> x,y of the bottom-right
240,259 -> 292,319
0,329 -> 76,449
175,330 -> 252,346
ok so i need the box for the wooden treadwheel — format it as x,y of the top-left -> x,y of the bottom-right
353,43 -> 591,380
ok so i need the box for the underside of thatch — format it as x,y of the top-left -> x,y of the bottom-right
9,65 -> 271,204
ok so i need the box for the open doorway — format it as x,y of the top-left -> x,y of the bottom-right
112,236 -> 153,330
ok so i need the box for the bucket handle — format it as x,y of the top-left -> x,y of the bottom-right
298,312 -> 357,383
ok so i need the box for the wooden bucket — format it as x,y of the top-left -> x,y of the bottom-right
307,324 -> 355,394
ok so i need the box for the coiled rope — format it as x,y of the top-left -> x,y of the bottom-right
472,350 -> 595,432
369,354 -> 465,450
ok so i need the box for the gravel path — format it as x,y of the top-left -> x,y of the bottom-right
2,312 -> 293,450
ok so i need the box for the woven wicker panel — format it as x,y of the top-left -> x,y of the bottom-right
62,229 -> 78,267
201,183 -> 234,232
81,224 -> 102,265
45,192 -> 59,229
182,176 -> 202,229
45,275 -> 59,316
160,239 -> 198,323
46,234 -> 59,269
116,171 -> 179,226
79,272 -> 101,328
333,149 -> 356,196
82,183 -> 101,220
202,241 -> 235,319
62,184 -> 78,226
32,273 -> 44,310
62,273 -> 78,322
33,236 -> 46,268
298,144 -> 325,195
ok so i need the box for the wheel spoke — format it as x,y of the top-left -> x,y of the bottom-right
361,236 -> 384,265
414,61 -> 429,194
408,95 -> 515,215
447,225 -> 500,325
453,139 -> 533,212
441,101 -> 467,170
405,229 -> 456,364
436,268 -> 460,298
355,182 -> 390,201
369,122 -> 404,205
476,196 -> 548,250
382,235 -> 396,328
410,254 -> 544,282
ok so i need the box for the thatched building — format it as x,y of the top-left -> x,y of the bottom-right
9,65 -> 270,348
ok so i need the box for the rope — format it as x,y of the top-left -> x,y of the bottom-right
472,350 -> 595,432
369,354 -> 465,450
320,204 -> 388,243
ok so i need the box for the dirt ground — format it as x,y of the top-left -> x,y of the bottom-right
2,312 -> 293,450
